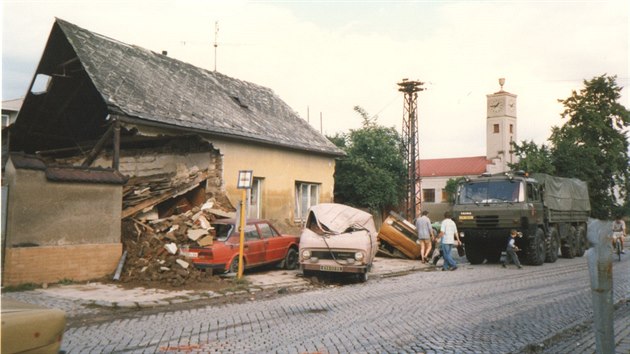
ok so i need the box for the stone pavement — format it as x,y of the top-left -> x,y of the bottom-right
3,253 -> 629,353
1,256 -> 425,315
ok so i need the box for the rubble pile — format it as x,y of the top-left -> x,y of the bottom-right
119,198 -> 235,287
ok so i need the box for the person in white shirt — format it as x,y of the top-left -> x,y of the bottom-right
438,211 -> 461,271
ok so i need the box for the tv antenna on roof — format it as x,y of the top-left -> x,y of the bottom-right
213,21 -> 219,72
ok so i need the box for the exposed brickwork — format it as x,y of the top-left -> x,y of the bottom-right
2,243 -> 122,286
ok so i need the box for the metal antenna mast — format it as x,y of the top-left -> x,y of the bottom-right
213,21 -> 219,72
397,79 -> 425,221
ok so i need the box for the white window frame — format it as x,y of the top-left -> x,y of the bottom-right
247,177 -> 263,219
295,182 -> 320,222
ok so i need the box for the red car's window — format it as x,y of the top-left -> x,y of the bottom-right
212,224 -> 234,241
258,223 -> 278,238
244,224 -> 260,241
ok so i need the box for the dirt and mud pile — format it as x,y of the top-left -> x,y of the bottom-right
119,198 -> 235,287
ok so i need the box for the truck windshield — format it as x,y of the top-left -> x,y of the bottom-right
458,180 -> 524,204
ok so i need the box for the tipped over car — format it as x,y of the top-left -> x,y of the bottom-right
1,298 -> 66,354
298,203 -> 378,282
180,218 -> 300,274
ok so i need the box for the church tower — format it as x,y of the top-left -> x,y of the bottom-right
486,78 -> 517,173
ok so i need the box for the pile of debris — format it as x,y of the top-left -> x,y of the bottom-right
119,198 -> 235,287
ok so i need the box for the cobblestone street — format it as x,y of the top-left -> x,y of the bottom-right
41,256 -> 627,353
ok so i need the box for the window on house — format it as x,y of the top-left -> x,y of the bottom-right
295,182 -> 320,222
1,114 -> 9,128
509,124 -> 514,134
247,178 -> 263,219
493,124 -> 500,133
423,189 -> 436,203
31,74 -> 51,94
441,190 -> 449,203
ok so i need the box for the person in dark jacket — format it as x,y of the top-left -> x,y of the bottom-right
502,229 -> 522,269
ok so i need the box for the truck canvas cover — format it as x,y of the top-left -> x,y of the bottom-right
531,173 -> 591,212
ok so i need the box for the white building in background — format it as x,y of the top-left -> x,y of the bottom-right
420,79 -> 518,216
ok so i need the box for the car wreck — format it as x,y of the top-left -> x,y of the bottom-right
180,219 -> 300,274
299,203 -> 378,282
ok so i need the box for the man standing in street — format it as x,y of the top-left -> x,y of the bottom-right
438,211 -> 461,271
415,210 -> 434,263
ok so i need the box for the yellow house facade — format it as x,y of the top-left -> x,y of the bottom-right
214,139 -> 336,227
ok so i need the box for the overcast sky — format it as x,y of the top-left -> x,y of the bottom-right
2,0 -> 628,159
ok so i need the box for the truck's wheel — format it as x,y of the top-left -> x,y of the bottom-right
545,228 -> 560,263
561,227 -> 577,259
526,228 -> 546,265
575,226 -> 587,257
465,242 -> 485,265
485,249 -> 502,263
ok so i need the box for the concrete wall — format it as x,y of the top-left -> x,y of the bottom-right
210,138 -> 336,229
3,159 -> 123,285
4,161 -> 121,246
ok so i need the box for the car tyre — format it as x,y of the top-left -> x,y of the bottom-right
284,248 -> 298,270
228,257 -> 243,274
357,271 -> 368,283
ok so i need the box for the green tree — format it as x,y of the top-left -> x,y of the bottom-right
550,75 -> 630,219
508,140 -> 555,174
444,177 -> 465,203
330,106 -> 406,215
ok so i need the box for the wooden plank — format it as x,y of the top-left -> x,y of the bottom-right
121,171 -> 208,219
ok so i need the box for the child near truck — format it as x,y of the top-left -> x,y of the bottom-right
502,229 -> 523,269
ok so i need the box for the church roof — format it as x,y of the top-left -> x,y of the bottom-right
419,156 -> 490,177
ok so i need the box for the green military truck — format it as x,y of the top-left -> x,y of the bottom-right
452,172 -> 591,265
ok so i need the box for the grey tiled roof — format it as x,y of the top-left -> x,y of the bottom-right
56,19 -> 343,156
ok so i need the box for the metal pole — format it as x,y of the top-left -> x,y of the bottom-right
586,219 -> 614,354
397,79 -> 424,220
237,189 -> 246,279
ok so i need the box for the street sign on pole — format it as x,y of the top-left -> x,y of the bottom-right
236,170 -> 253,279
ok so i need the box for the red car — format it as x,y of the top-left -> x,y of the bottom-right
180,219 -> 300,273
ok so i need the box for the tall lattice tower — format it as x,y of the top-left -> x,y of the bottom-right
397,79 -> 424,221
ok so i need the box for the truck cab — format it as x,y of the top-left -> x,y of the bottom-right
452,172 -> 546,265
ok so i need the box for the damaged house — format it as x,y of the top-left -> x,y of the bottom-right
3,18 -> 343,285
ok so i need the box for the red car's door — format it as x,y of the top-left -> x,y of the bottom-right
243,224 -> 266,266
257,222 -> 286,262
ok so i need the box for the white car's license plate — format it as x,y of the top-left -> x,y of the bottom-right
320,265 -> 343,272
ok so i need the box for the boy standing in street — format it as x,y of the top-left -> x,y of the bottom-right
502,229 -> 523,269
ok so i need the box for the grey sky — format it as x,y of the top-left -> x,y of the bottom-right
2,0 -> 628,158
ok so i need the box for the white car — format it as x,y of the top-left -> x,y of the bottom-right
299,203 -> 378,282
